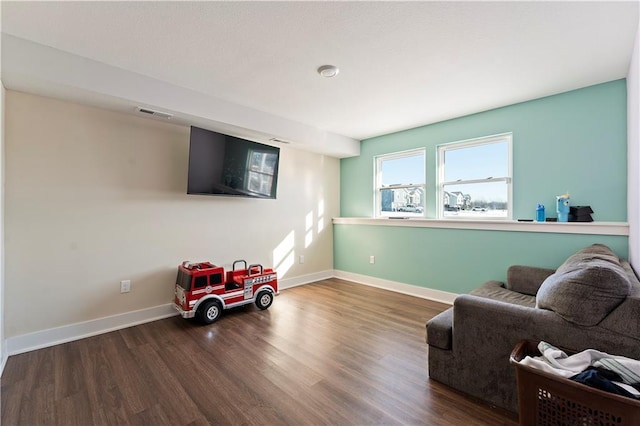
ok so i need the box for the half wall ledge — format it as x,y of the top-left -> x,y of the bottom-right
332,218 -> 629,236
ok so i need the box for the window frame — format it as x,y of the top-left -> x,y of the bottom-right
246,149 -> 277,196
437,133 -> 513,220
374,148 -> 426,218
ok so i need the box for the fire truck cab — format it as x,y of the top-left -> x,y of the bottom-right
173,259 -> 278,324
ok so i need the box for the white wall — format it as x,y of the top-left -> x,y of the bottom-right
629,17 -> 640,271
4,91 -> 339,340
0,82 -> 6,372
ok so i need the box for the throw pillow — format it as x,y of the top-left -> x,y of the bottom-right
536,244 -> 630,326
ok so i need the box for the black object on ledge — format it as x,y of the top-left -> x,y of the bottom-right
569,205 -> 594,222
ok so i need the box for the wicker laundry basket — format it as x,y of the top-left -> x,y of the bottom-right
510,340 -> 640,426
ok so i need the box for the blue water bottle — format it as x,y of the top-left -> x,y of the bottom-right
536,204 -> 546,222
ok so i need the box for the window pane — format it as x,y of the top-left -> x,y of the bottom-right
248,171 -> 273,195
380,187 -> 425,216
444,141 -> 508,182
443,181 -> 508,218
381,155 -> 424,186
250,152 -> 277,174
176,270 -> 191,291
194,276 -> 207,289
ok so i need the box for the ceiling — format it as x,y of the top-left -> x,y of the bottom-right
1,1 -> 639,158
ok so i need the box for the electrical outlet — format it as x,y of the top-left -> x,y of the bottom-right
299,255 -> 305,264
120,280 -> 131,293
369,255 -> 375,264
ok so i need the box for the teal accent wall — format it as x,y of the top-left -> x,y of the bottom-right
336,80 -> 629,294
341,80 -> 628,220
334,225 -> 628,294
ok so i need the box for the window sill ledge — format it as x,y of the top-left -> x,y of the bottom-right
332,217 -> 629,236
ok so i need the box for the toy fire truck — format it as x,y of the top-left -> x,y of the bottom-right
173,259 -> 278,324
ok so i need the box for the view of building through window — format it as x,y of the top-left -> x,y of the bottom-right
374,134 -> 511,219
375,149 -> 425,217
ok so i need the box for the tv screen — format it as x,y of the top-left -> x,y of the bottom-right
187,126 -> 280,199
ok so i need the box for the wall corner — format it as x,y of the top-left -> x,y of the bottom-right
628,16 -> 640,270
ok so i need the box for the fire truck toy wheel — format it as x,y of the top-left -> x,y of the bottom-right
255,291 -> 274,310
198,300 -> 222,324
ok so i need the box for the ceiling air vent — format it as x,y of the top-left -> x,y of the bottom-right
269,137 -> 291,144
136,107 -> 173,119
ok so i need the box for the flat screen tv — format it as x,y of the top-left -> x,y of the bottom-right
187,126 -> 280,199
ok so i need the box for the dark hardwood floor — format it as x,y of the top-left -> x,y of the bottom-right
1,278 -> 518,425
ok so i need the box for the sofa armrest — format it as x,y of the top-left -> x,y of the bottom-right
426,307 -> 453,350
452,294 -> 561,360
453,294 -> 563,345
506,265 -> 556,296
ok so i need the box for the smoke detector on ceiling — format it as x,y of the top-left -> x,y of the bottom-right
317,65 -> 339,78
136,107 -> 173,119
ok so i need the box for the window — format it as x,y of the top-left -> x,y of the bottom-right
176,270 -> 191,291
246,150 -> 278,196
437,133 -> 512,219
209,273 -> 222,285
374,149 -> 426,217
194,276 -> 208,289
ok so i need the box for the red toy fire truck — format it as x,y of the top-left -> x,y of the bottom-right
173,259 -> 278,324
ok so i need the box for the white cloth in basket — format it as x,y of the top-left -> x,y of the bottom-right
518,341 -> 640,397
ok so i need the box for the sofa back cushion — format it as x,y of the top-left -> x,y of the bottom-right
535,244 -> 631,326
599,261 -> 640,339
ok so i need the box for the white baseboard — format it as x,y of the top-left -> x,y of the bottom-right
4,270 -> 334,357
278,269 -> 334,290
6,304 -> 178,356
0,345 -> 7,377
4,269 -> 453,358
333,270 -> 458,305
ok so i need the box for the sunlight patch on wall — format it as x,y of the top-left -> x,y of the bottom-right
305,211 -> 313,248
273,230 -> 295,277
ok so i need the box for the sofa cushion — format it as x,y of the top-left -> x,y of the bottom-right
470,280 -> 536,308
536,244 -> 631,326
599,260 -> 640,339
506,265 -> 556,296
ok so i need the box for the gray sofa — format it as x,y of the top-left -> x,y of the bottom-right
426,244 -> 640,413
